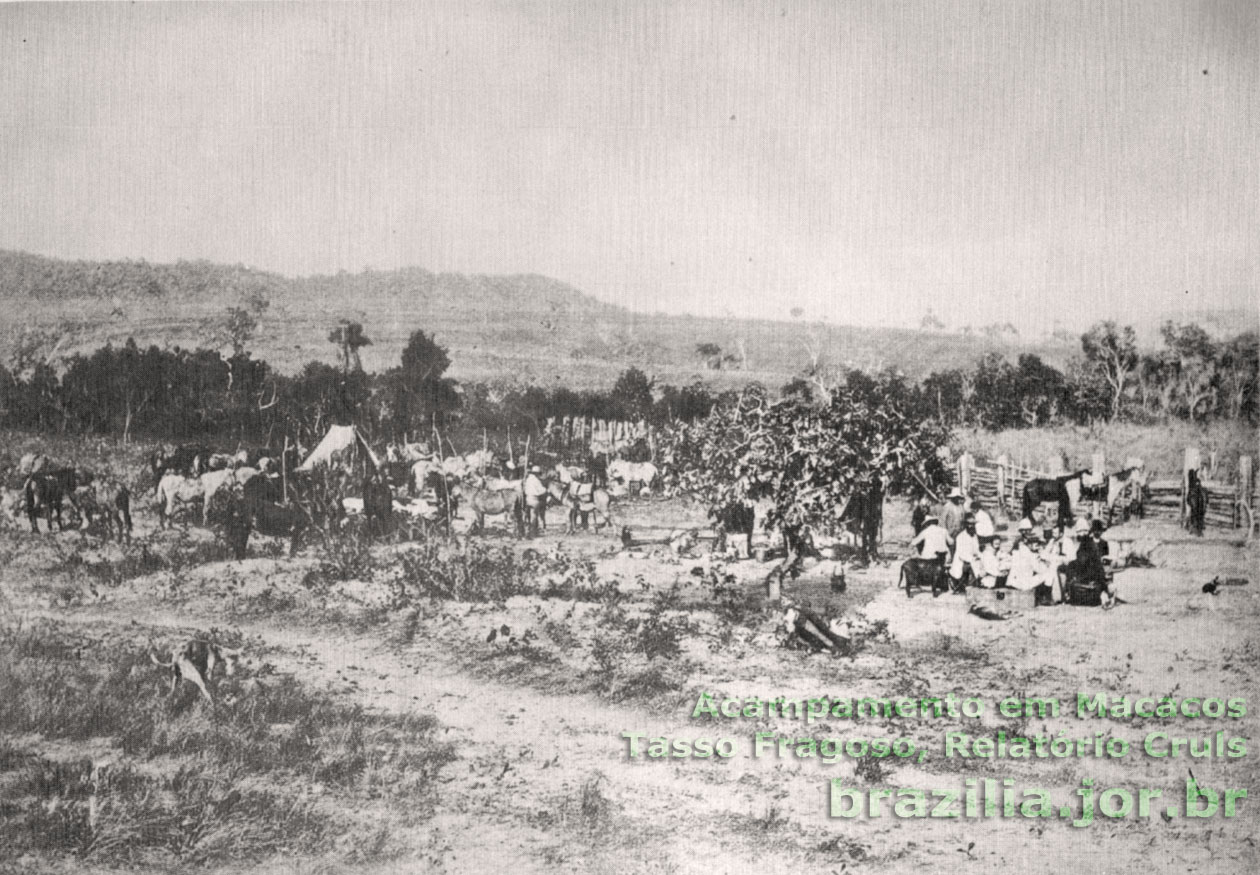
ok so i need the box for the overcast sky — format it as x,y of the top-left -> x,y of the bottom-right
1,1 -> 1255,334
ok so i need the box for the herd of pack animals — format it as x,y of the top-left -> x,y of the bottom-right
0,437 -> 1234,701
3,437 -> 1186,563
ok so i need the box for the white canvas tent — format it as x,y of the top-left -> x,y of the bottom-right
296,425 -> 381,473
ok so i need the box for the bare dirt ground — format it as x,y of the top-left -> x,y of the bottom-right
1,496 -> 1257,875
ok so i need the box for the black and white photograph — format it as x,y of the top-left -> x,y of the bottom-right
0,2 -> 1256,872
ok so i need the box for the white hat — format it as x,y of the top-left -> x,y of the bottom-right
1017,518 -> 1034,531
923,513 -> 939,524
948,487 -> 965,500
1073,519 -> 1090,535
530,465 -> 541,474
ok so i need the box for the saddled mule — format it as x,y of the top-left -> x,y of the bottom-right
551,481 -> 614,534
1022,470 -> 1088,526
460,478 -> 525,537
73,472 -> 133,542
246,498 -> 309,558
24,467 -> 81,533
1075,465 -> 1148,525
151,444 -> 210,480
155,472 -> 204,528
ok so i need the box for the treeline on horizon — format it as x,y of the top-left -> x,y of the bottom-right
0,314 -> 1255,452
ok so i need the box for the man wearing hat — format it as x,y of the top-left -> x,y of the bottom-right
949,513 -> 983,591
1007,518 -> 1059,602
911,512 -> 952,559
1063,518 -> 1116,607
942,487 -> 968,539
910,511 -> 953,596
523,464 -> 548,537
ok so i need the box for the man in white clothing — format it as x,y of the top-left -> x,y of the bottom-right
523,465 -> 548,537
911,513 -> 952,561
970,499 -> 995,538
1006,519 -> 1060,603
949,513 -> 982,590
976,534 -> 1010,588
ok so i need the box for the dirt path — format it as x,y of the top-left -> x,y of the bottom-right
7,522 -> 1258,874
20,581 -> 820,875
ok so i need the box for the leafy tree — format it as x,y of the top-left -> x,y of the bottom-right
780,377 -> 814,404
611,367 -> 655,421
1218,332 -> 1259,422
382,330 -> 460,438
328,321 -> 372,374
655,382 -> 715,423
400,330 -> 452,380
1011,354 -> 1067,426
661,383 -> 949,568
1080,321 -> 1138,420
1158,321 -> 1219,421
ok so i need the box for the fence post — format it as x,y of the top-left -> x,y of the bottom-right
1239,456 -> 1253,527
1183,446 -> 1201,526
996,454 -> 1009,512
957,452 -> 973,496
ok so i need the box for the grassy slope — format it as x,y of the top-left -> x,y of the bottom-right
0,249 -> 1073,388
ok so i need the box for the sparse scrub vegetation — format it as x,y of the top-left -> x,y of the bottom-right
0,618 -> 454,869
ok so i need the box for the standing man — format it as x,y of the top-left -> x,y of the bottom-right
573,471 -> 596,531
970,499 -> 995,539
942,488 -> 968,539
523,465 -> 548,537
1186,469 -> 1207,536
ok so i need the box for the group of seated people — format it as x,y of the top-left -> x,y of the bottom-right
910,489 -> 1116,608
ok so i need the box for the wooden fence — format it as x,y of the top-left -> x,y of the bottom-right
955,448 -> 1256,533
542,416 -> 653,456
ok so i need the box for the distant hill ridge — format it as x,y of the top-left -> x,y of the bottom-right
0,249 -> 1101,388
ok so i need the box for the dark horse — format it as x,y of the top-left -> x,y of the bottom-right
222,476 -> 309,559
24,467 -> 81,533
839,477 -> 884,563
1021,469 -> 1088,526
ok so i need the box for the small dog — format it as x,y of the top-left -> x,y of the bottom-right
150,639 -> 242,703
